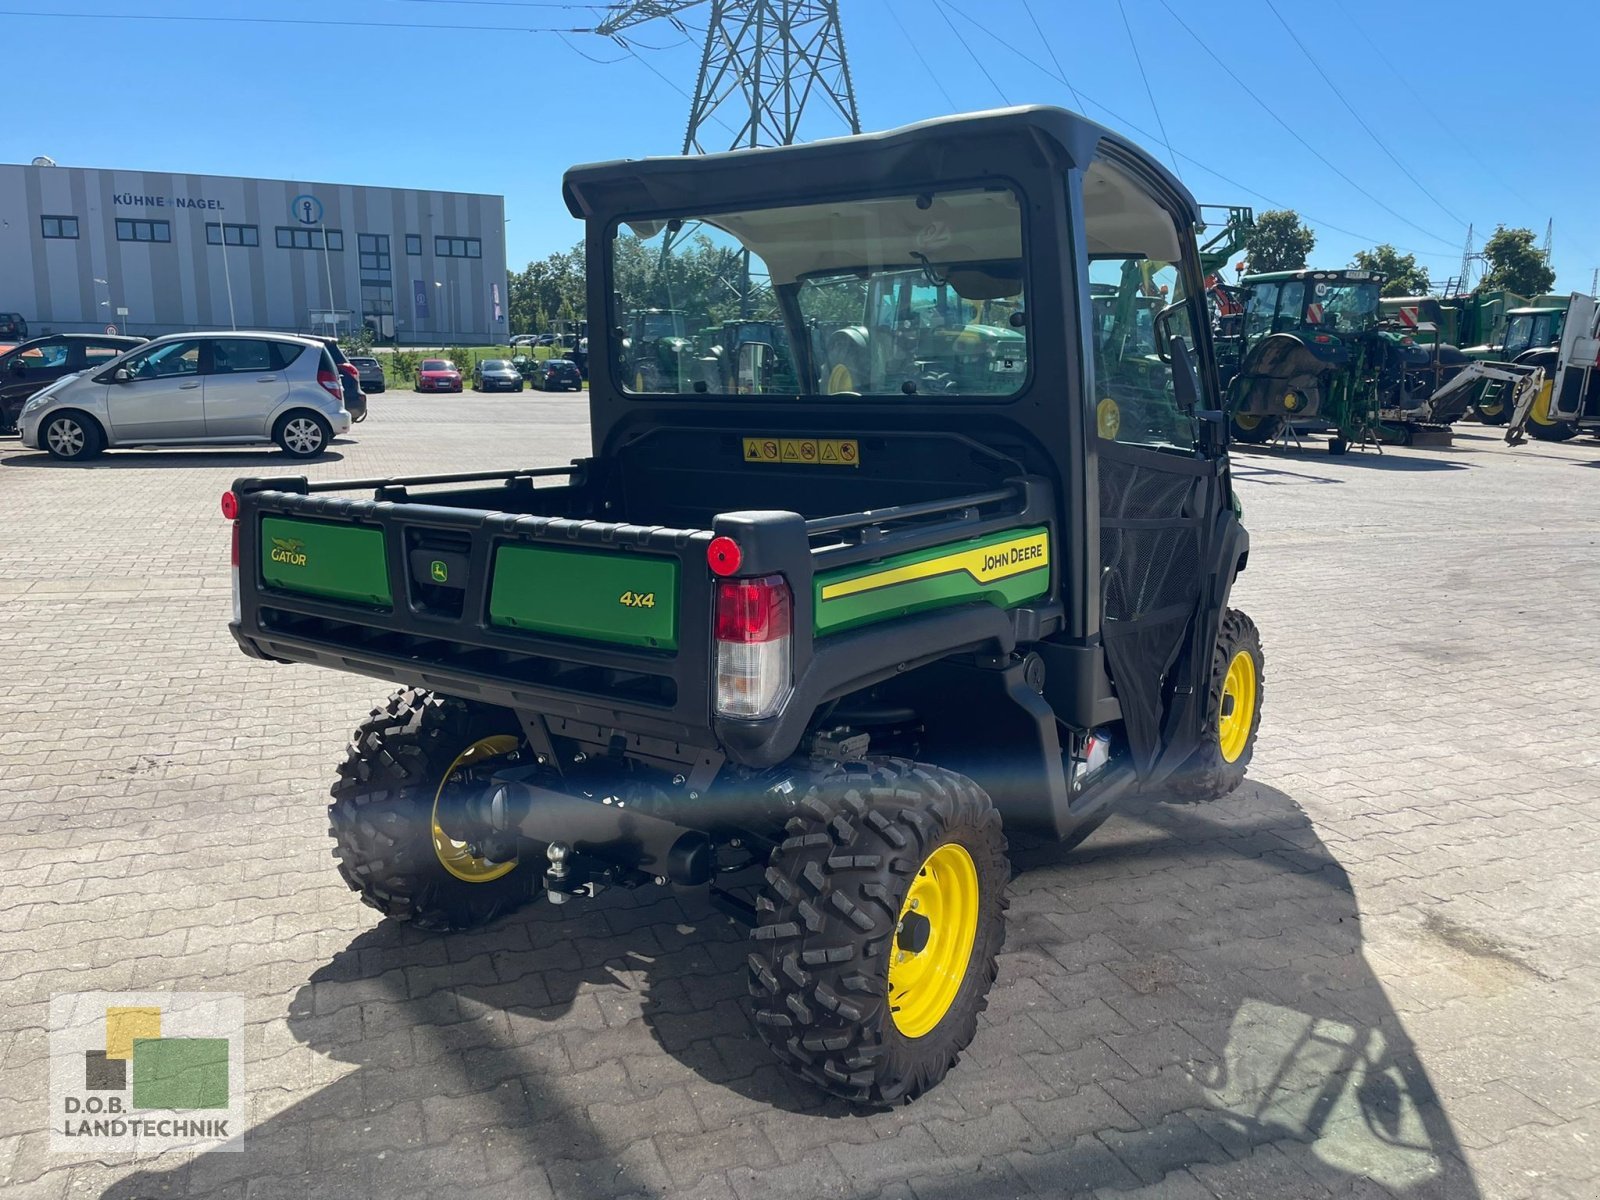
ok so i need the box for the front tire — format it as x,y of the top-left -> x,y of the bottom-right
749,759 -> 1009,1106
42,410 -> 105,461
1167,609 -> 1264,801
328,689 -> 539,931
1229,413 -> 1282,444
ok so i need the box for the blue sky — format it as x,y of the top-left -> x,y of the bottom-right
7,0 -> 1598,292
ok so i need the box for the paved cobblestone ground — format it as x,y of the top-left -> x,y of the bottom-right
2,396 -> 1597,1200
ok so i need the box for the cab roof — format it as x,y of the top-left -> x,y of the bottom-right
562,105 -> 1198,226
1242,269 -> 1386,284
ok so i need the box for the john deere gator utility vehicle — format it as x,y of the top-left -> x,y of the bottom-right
227,107 -> 1262,1106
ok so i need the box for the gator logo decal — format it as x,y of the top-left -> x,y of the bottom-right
819,530 -> 1050,602
269,537 -> 307,567
430,560 -> 449,584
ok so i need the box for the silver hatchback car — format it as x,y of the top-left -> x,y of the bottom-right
19,332 -> 351,461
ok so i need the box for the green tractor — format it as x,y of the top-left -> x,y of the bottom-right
622,307 -> 694,391
1225,269 -> 1476,451
1226,269 -> 1388,451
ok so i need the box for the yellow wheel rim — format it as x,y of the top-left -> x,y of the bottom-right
1529,380 -> 1557,426
1218,649 -> 1257,764
1096,397 -> 1121,440
1282,390 -> 1302,412
432,734 -> 521,883
887,842 -> 980,1039
1233,412 -> 1262,431
827,363 -> 854,394
1480,392 -> 1505,417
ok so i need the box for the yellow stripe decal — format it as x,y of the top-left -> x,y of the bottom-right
820,531 -> 1050,601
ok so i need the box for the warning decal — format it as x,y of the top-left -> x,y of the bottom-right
742,436 -> 859,468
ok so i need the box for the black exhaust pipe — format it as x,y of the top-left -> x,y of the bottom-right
474,776 -> 714,886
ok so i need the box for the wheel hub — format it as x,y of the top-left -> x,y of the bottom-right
887,842 -> 980,1039
431,734 -> 521,882
1218,649 -> 1257,764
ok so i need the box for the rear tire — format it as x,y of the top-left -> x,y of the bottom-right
1166,608 -> 1264,802
1527,417 -> 1577,443
749,758 -> 1009,1106
328,689 -> 538,931
41,410 -> 104,461
274,410 -> 331,458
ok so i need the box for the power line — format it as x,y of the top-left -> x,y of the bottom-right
1021,0 -> 1082,112
1115,0 -> 1180,181
1328,0 -> 1541,214
1154,0 -> 1458,252
0,7 -> 590,32
395,0 -> 607,8
557,30 -> 628,62
930,1 -> 1451,263
1263,0 -> 1467,230
611,38 -> 739,139
886,0 -> 958,113
930,0 -> 1009,106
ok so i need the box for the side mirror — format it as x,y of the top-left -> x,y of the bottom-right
1153,299 -> 1194,365
736,340 -> 771,394
112,367 -> 132,383
1169,335 -> 1202,414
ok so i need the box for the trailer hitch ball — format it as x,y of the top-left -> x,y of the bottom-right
545,841 -> 573,905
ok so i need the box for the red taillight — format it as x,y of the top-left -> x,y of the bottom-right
339,363 -> 358,378
318,368 -> 341,399
707,536 -> 742,577
714,574 -> 793,719
221,490 -> 238,520
715,575 -> 791,643
230,522 -> 240,567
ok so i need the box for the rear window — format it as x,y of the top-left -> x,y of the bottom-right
350,357 -> 378,368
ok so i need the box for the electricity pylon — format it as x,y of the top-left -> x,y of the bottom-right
597,1 -> 861,153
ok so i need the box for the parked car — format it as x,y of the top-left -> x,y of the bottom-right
0,313 -> 28,342
570,336 -> 589,379
472,359 -> 523,392
348,355 -> 386,394
18,332 -> 350,461
417,358 -> 462,393
1,334 -> 147,434
531,358 -> 583,392
316,337 -> 367,422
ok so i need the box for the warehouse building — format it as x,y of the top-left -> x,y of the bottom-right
0,160 -> 508,344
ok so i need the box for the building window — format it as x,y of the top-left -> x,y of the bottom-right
116,219 -> 171,243
405,234 -> 422,256
358,233 -> 390,273
434,236 -> 482,259
360,280 -> 395,316
274,226 -> 343,251
206,222 -> 259,247
41,215 -> 80,239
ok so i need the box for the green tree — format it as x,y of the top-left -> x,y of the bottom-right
1244,209 -> 1316,273
1350,245 -> 1431,296
1480,226 -> 1554,296
508,241 -> 587,334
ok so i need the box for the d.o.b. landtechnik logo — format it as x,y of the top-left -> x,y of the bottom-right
49,992 -> 247,1153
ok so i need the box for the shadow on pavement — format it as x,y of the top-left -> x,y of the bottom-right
100,781 -> 1479,1200
1,447 -> 349,469
1231,444 -> 1469,472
